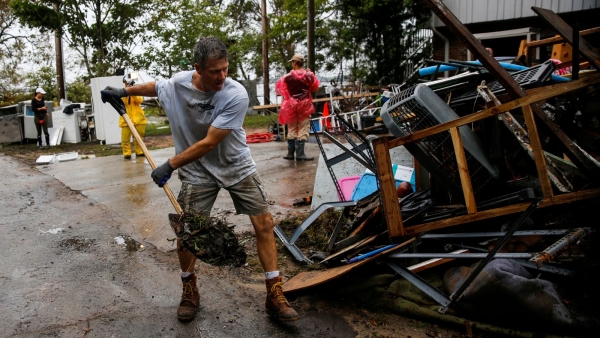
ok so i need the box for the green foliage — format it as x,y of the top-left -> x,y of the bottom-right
23,65 -> 57,101
141,0 -> 261,80
9,0 -> 62,32
66,77 -> 92,103
10,0 -> 169,79
267,0 -> 333,75
326,0 -> 431,85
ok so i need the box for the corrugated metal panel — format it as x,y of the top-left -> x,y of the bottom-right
434,0 -> 598,26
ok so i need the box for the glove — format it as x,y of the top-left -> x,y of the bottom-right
151,159 -> 175,187
100,86 -> 128,103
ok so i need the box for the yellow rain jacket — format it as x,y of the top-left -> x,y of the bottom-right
119,95 -> 147,127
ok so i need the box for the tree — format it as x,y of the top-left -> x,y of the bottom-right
140,0 -> 261,81
1,0 -> 29,105
66,76 -> 92,103
23,65 -> 57,101
10,0 -> 167,80
326,0 -> 431,85
266,0 -> 333,74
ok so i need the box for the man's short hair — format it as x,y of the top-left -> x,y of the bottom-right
194,36 -> 229,69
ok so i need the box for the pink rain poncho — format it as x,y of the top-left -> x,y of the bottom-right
276,70 -> 320,124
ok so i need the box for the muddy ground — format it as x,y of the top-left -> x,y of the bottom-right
0,133 -> 470,338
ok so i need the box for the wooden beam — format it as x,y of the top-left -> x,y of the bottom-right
387,74 -> 600,150
449,127 -> 477,213
424,0 -> 600,181
252,92 -> 378,110
372,137 -> 405,238
404,187 -> 600,235
521,104 -> 554,198
532,7 -> 600,69
526,27 -> 600,49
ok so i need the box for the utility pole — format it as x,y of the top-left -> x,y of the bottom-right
307,0 -> 315,72
53,4 -> 65,101
261,0 -> 270,104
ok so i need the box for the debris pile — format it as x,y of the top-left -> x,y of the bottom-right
278,3 -> 600,335
169,212 -> 247,267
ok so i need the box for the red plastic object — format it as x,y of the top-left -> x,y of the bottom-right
39,119 -> 44,125
246,132 -> 276,143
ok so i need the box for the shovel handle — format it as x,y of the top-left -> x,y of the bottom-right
122,113 -> 184,215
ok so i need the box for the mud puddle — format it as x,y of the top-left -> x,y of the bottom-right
57,237 -> 97,251
114,234 -> 144,252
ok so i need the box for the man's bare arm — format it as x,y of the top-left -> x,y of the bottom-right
126,81 -> 158,97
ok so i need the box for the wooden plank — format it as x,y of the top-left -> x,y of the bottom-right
252,92 -> 378,110
372,137 -> 405,238
408,249 -> 469,273
319,234 -> 379,265
424,0 -> 600,182
449,127 -> 477,213
521,104 -> 554,198
526,27 -> 600,49
532,7 -> 600,69
387,74 -> 600,150
404,187 -> 600,235
282,238 -> 415,294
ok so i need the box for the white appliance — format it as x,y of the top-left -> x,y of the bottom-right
52,104 -> 82,143
90,76 -> 124,145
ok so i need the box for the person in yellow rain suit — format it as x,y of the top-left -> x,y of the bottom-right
120,77 -> 147,159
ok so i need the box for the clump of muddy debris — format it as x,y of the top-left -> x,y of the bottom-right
169,212 -> 247,267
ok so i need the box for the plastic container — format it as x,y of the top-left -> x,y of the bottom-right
351,164 -> 416,201
338,176 -> 361,201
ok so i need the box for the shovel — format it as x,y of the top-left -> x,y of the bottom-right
102,94 -> 246,266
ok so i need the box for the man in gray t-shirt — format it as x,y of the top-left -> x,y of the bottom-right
100,36 -> 298,323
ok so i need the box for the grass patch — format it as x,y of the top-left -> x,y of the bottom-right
145,123 -> 172,136
243,114 -> 275,129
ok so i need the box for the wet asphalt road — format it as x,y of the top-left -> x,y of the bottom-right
0,142 -> 358,337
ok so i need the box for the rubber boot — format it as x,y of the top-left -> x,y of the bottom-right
265,276 -> 299,322
283,140 -> 295,160
37,136 -> 42,149
177,273 -> 200,322
295,140 -> 313,161
45,135 -> 50,149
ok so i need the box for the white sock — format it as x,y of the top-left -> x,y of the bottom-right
265,271 -> 280,280
181,271 -> 195,278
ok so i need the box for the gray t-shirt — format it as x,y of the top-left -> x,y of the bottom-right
156,71 -> 255,187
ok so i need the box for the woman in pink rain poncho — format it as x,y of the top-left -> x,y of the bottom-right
275,54 -> 320,161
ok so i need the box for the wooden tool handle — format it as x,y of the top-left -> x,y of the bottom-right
122,114 -> 184,215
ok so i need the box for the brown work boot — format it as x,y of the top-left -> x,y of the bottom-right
177,273 -> 200,322
265,276 -> 299,322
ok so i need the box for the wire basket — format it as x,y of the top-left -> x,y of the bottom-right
450,60 -> 555,107
382,84 -> 499,198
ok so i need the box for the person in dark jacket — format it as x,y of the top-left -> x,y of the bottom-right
32,87 -> 50,149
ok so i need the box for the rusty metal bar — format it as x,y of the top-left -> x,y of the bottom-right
529,228 -> 592,267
